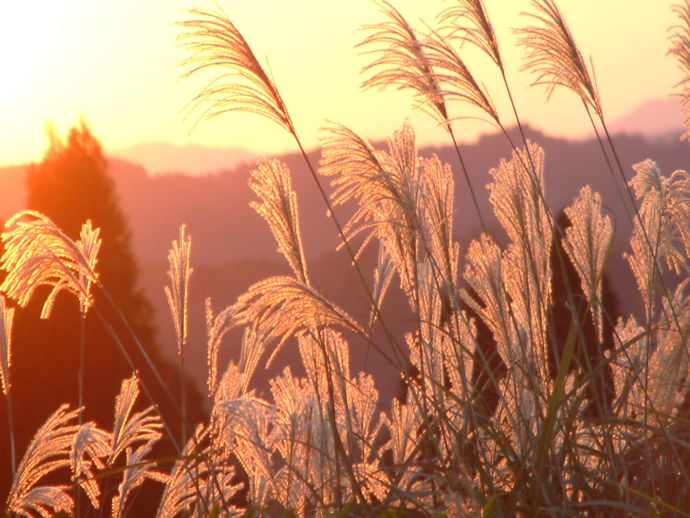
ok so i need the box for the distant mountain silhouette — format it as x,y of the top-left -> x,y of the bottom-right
607,97 -> 684,139
2,126 -> 690,404
109,141 -> 256,176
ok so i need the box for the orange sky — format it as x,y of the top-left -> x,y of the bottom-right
0,0 -> 683,167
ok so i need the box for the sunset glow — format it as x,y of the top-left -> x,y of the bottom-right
0,0 -> 683,168
4,2 -> 690,514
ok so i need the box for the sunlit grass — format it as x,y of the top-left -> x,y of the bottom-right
3,1 -> 690,516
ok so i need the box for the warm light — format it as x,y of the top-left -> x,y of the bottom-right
0,5 -> 74,109
0,0 -> 682,168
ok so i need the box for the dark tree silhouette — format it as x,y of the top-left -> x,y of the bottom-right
0,122 -> 204,514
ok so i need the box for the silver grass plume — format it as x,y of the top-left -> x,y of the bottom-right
281,329 -> 383,507
438,0 -> 502,68
0,295 -> 15,395
359,0 -> 449,126
178,7 -> 294,133
670,1 -> 690,140
319,123 -> 391,257
418,155 -> 460,300
298,330 -> 352,419
157,425 -> 239,518
212,397 -> 279,509
630,161 -> 690,274
236,324 -> 265,397
1,211 -> 101,318
7,405 -> 80,517
369,246 -> 395,326
165,224 -> 193,355
70,422 -> 110,509
320,124 -> 394,322
205,298 -> 234,397
647,281 -> 690,419
250,159 -> 309,284
488,143 -> 551,364
383,400 -> 423,502
112,442 -> 168,518
517,0 -> 602,118
268,369 -> 314,511
322,124 -> 422,301
109,374 -> 163,464
563,186 -> 613,341
610,315 -> 649,419
411,262 -> 453,402
626,161 -> 690,318
232,276 -> 364,366
109,375 -> 165,517
207,300 -> 264,402
214,327 -> 265,404
483,143 -> 553,452
421,29 -> 499,125
463,234 -> 514,365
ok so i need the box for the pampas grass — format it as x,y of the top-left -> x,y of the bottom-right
2,1 -> 690,517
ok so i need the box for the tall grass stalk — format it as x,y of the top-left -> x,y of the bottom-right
2,1 -> 690,517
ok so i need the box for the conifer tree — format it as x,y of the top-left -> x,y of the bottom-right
0,122 -> 203,512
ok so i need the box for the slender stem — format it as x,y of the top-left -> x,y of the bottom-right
179,339 -> 186,445
76,310 -> 86,518
78,312 -> 85,415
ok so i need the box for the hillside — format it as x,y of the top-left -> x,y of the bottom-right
2,127 -> 690,402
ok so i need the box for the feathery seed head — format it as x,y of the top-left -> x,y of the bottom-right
517,0 -> 602,118
178,7 -> 294,133
165,224 -> 193,355
0,211 -> 101,318
439,0 -> 502,68
7,405 -> 81,517
250,159 -> 309,284
670,1 -> 690,140
359,1 -> 450,126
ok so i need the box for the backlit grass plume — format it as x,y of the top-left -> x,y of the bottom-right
165,225 -> 193,356
422,28 -> 499,125
70,422 -> 110,509
110,375 -> 165,518
517,0 -> 602,118
178,7 -> 294,133
359,0 -> 449,125
250,159 -> 309,284
6,1 -> 690,517
563,185 -> 613,341
670,1 -> 690,140
0,210 -> 101,318
6,405 -> 81,517
438,0 -> 502,68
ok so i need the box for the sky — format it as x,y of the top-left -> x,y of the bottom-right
0,0 -> 684,167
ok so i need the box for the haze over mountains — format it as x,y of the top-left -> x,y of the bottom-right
1,97 -> 688,403
105,97 -> 685,177
109,141 -> 256,176
606,97 -> 685,140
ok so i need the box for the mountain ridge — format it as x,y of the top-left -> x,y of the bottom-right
2,124 -> 690,399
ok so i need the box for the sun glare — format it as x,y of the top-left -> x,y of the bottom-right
0,5 -> 72,104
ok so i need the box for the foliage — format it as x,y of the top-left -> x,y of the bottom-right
0,123 -> 203,515
3,1 -> 690,517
